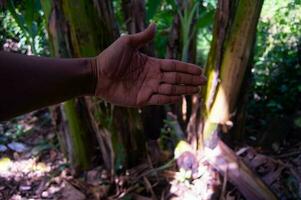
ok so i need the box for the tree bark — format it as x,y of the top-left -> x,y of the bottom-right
41,0 -> 101,170
41,0 -> 123,171
42,0 -> 149,172
198,0 -> 277,199
202,0 -> 263,143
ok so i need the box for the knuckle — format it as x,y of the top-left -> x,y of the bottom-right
160,73 -> 164,82
176,73 -> 182,83
189,75 -> 194,84
169,85 -> 174,94
120,35 -> 131,44
173,73 -> 177,83
171,60 -> 177,71
159,84 -> 165,94
186,75 -> 191,83
158,85 -> 162,93
166,59 -> 172,66
166,60 -> 175,71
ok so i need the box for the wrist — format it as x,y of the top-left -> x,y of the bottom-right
88,57 -> 98,96
77,57 -> 97,96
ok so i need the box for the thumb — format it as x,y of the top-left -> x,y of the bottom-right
129,23 -> 156,48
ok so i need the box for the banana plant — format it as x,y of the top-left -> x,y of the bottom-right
176,0 -> 200,62
7,0 -> 43,55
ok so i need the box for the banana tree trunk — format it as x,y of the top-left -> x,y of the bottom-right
42,0 -> 147,172
41,0 -> 119,171
201,0 -> 261,143
197,0 -> 277,199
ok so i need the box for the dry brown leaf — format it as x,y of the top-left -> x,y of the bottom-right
60,181 -> 85,200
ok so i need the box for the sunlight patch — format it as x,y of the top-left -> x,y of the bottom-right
0,157 -> 51,180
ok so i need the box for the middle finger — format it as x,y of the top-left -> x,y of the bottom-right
161,72 -> 206,85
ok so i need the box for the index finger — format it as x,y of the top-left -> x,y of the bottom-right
160,59 -> 203,75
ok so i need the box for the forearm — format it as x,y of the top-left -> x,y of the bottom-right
0,52 -> 96,121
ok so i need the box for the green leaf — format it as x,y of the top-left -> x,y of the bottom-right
146,0 -> 162,21
32,21 -> 38,37
24,0 -> 35,37
7,0 -> 27,36
40,0 -> 52,22
197,9 -> 215,29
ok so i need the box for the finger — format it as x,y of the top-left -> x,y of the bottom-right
158,84 -> 199,95
148,95 -> 180,105
160,59 -> 203,75
162,72 -> 206,85
129,23 -> 156,48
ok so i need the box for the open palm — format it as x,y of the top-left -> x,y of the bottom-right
94,24 -> 206,107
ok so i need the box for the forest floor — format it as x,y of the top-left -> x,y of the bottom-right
1,109 -> 301,200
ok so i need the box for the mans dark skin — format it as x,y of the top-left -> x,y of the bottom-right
0,24 -> 207,121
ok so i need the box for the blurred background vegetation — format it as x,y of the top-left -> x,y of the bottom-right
247,0 -> 301,147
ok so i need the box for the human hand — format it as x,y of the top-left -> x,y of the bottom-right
92,23 -> 207,107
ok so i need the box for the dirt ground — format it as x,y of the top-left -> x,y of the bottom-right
1,109 -> 301,200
